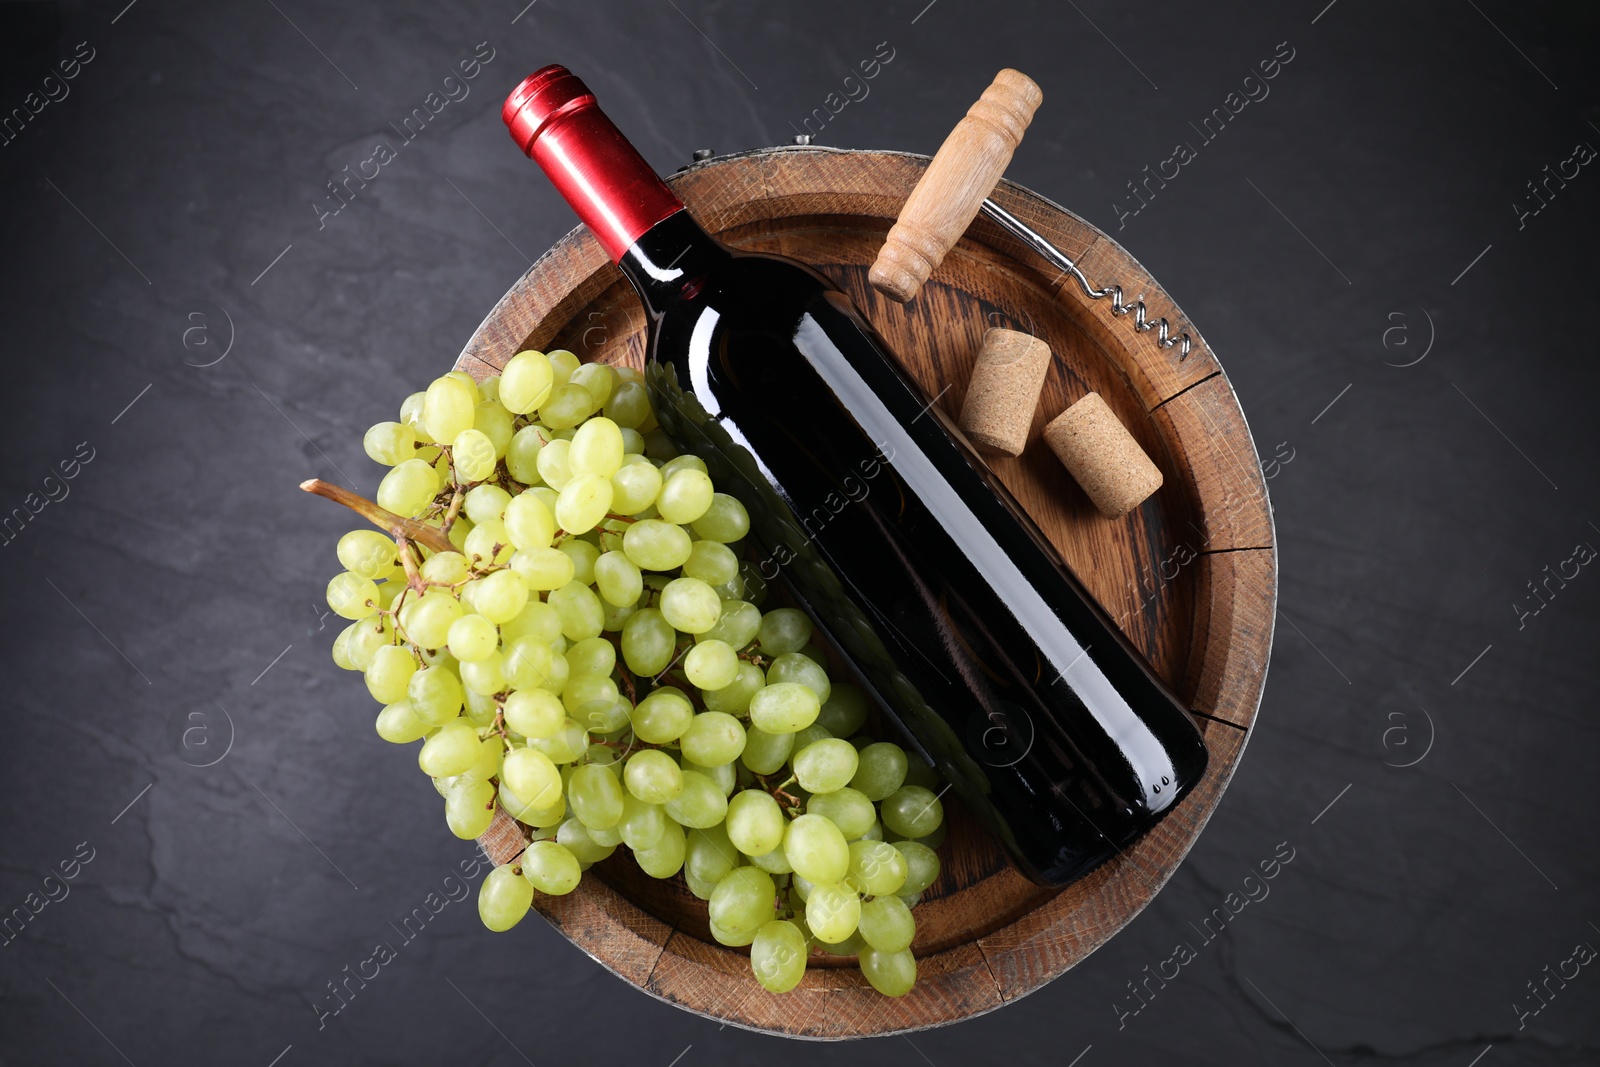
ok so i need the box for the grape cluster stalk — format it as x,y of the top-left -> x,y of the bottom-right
314,350 -> 947,997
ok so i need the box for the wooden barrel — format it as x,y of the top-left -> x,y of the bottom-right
455,148 -> 1277,1038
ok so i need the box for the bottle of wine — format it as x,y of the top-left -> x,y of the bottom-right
503,66 -> 1207,886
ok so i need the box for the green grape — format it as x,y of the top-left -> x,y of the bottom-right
363,420 -> 417,465
664,770 -> 727,828
423,374 -> 478,443
569,362 -> 616,407
474,570 -> 530,625
510,547 -> 574,591
499,349 -> 555,414
527,717 -> 586,764
815,683 -> 870,739
539,382 -> 596,430
684,639 -> 739,690
463,484 -> 511,524
327,571 -> 380,620
375,699 -> 428,743
859,947 -> 917,997
561,670 -> 618,716
446,777 -> 497,839
375,579 -> 407,610
739,723 -> 795,776
394,590 -> 456,652
609,462 -> 662,514
536,437 -> 573,489
557,815 -> 616,865
446,614 -> 498,662
725,789 -> 785,856
793,739 -> 857,796
690,493 -> 750,543
521,839 -> 581,895
633,818 -> 687,878
418,718 -> 479,777
629,685 -> 694,743
846,839 -> 908,897
567,763 -> 625,830
617,794 -> 667,851
603,380 -> 651,428
749,919 -> 807,993
500,599 -> 561,645
620,608 -> 676,677
622,519 -> 693,571
850,742 -> 908,802
619,429 -> 646,455
376,458 -> 438,518
505,424 -> 550,484
333,624 -> 358,670
680,711 -> 747,767
641,428 -> 676,458
478,864 -> 534,932
697,599 -> 760,649
749,682 -> 822,735
892,839 -> 941,896
806,787 -> 876,840
767,651 -> 831,704
503,688 -> 564,739
709,866 -> 776,945
557,539 -> 600,584
680,541 -> 735,587
502,746 -> 562,809
420,550 -> 471,586
623,749 -> 684,804
693,664 -> 754,719
568,416 -> 624,478
881,785 -> 944,840
446,515 -> 473,552
501,635 -> 555,690
656,468 -> 714,524
659,577 -> 721,634
783,813 -> 849,883
463,735 -> 506,784
555,473 -> 613,535
856,820 -> 885,843
451,428 -> 497,482
601,598 -> 637,632
399,390 -> 432,441
824,929 -> 866,958
748,846 -> 794,875
684,828 -> 741,889
458,651 -> 505,696
858,895 -> 916,953
462,519 -> 513,568
564,636 -> 615,678
791,722 -> 832,751
757,608 -> 813,655
365,644 -> 417,704
547,580 -> 604,641
686,757 -> 736,797
790,872 -> 815,902
337,529 -> 398,579
908,821 -> 947,850
473,399 -> 514,459
407,666 -> 464,726
804,881 -> 861,944
346,616 -> 394,671
594,550 -> 643,608
546,349 -> 580,384
504,491 -> 556,550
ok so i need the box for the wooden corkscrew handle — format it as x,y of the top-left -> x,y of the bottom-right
869,68 -> 1043,303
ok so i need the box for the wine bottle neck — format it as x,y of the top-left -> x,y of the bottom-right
503,65 -> 684,262
618,209 -> 730,315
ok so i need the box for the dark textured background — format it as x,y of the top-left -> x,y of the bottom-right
3,1 -> 1597,1064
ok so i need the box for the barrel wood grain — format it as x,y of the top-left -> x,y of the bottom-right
455,148 -> 1276,1037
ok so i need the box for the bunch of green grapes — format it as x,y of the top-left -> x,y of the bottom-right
325,350 -> 946,998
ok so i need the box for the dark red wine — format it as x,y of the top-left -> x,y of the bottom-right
504,66 -> 1207,886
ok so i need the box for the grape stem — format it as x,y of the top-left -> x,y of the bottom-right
299,479 -> 455,555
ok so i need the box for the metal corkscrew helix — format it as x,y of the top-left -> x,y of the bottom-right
977,199 -> 1193,361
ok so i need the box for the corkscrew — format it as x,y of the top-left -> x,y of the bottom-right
975,198 -> 1193,360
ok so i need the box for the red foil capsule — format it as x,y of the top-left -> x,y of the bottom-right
502,65 -> 684,263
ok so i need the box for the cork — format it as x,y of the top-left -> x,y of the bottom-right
957,327 -> 1053,456
479,804 -> 530,866
1043,392 -> 1164,518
